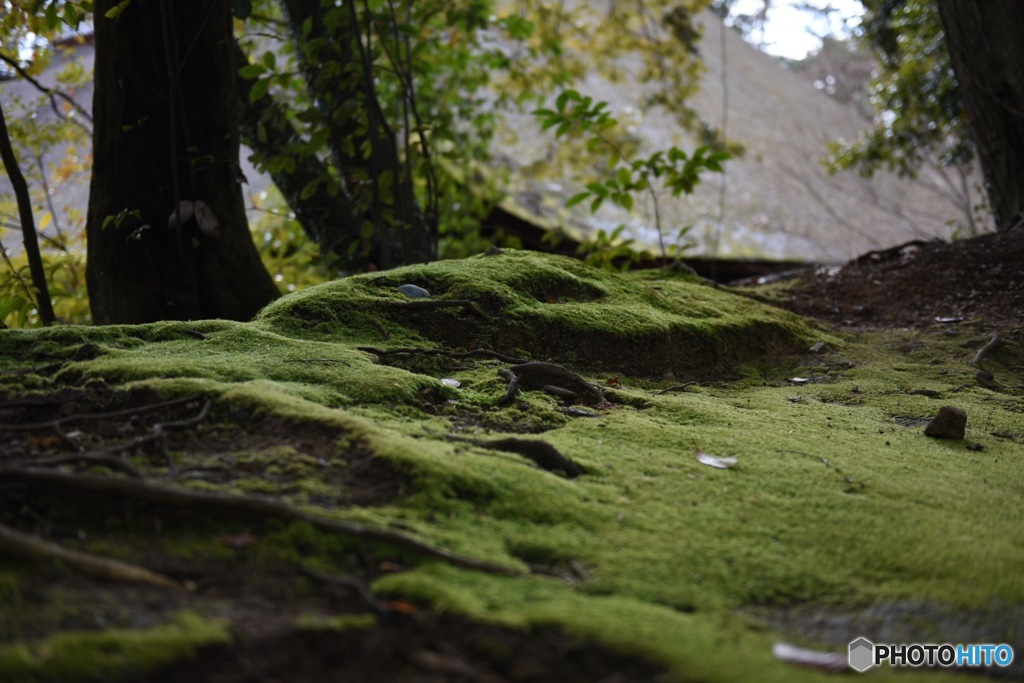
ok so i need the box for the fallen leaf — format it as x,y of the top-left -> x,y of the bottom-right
222,531 -> 258,549
25,434 -> 62,447
441,378 -> 460,388
772,642 -> 848,672
385,600 -> 419,614
789,377 -> 810,384
695,449 -> 737,469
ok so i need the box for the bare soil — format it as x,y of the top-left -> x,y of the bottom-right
781,229 -> 1024,331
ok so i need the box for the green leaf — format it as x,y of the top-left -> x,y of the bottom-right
309,128 -> 329,151
619,193 -> 634,211
302,17 -> 313,37
239,64 -> 266,80
300,179 -> 320,201
556,89 -> 579,112
616,167 -> 631,186
104,0 -> 133,19
262,51 -> 276,70
566,192 -> 590,208
249,77 -> 270,103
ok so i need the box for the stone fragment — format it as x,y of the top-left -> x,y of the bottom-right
397,284 -> 430,298
923,406 -> 967,440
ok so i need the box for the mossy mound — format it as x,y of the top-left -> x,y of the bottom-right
254,250 -> 818,379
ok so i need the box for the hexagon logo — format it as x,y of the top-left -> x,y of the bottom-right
849,637 -> 875,672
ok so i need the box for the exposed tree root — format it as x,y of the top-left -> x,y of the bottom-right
971,333 -> 1001,367
0,521 -> 187,590
447,436 -> 585,478
496,368 -> 519,406
0,468 -> 524,577
0,395 -> 199,434
509,362 -> 605,405
358,346 -> 526,364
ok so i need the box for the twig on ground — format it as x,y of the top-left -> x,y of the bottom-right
0,362 -> 65,378
0,468 -> 523,577
0,522 -> 186,590
655,382 -> 696,395
16,453 -> 142,478
284,358 -> 351,366
366,316 -> 391,340
0,396 -> 199,433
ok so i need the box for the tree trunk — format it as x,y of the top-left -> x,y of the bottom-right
86,0 -> 280,324
936,0 -> 1024,232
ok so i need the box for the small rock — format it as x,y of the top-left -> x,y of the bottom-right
974,370 -> 999,390
809,341 -> 826,353
484,245 -> 504,256
397,284 -> 431,298
924,406 -> 967,440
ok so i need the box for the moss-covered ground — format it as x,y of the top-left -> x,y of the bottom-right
0,251 -> 1021,681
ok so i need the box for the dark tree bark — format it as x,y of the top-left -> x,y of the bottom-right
936,0 -> 1024,232
86,0 -> 280,324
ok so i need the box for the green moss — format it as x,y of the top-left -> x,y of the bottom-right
0,611 -> 229,683
0,253 -> 1018,681
254,250 -> 820,378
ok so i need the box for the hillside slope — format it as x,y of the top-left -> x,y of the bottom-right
497,11 -> 981,261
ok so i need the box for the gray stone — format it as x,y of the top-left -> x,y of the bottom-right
924,406 -> 967,440
397,284 -> 431,298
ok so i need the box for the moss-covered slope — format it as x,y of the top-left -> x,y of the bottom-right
0,251 -> 1021,682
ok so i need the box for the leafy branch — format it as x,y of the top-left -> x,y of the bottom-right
534,89 -> 729,261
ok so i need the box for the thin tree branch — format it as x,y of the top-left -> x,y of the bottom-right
0,52 -> 93,131
0,100 -> 56,324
